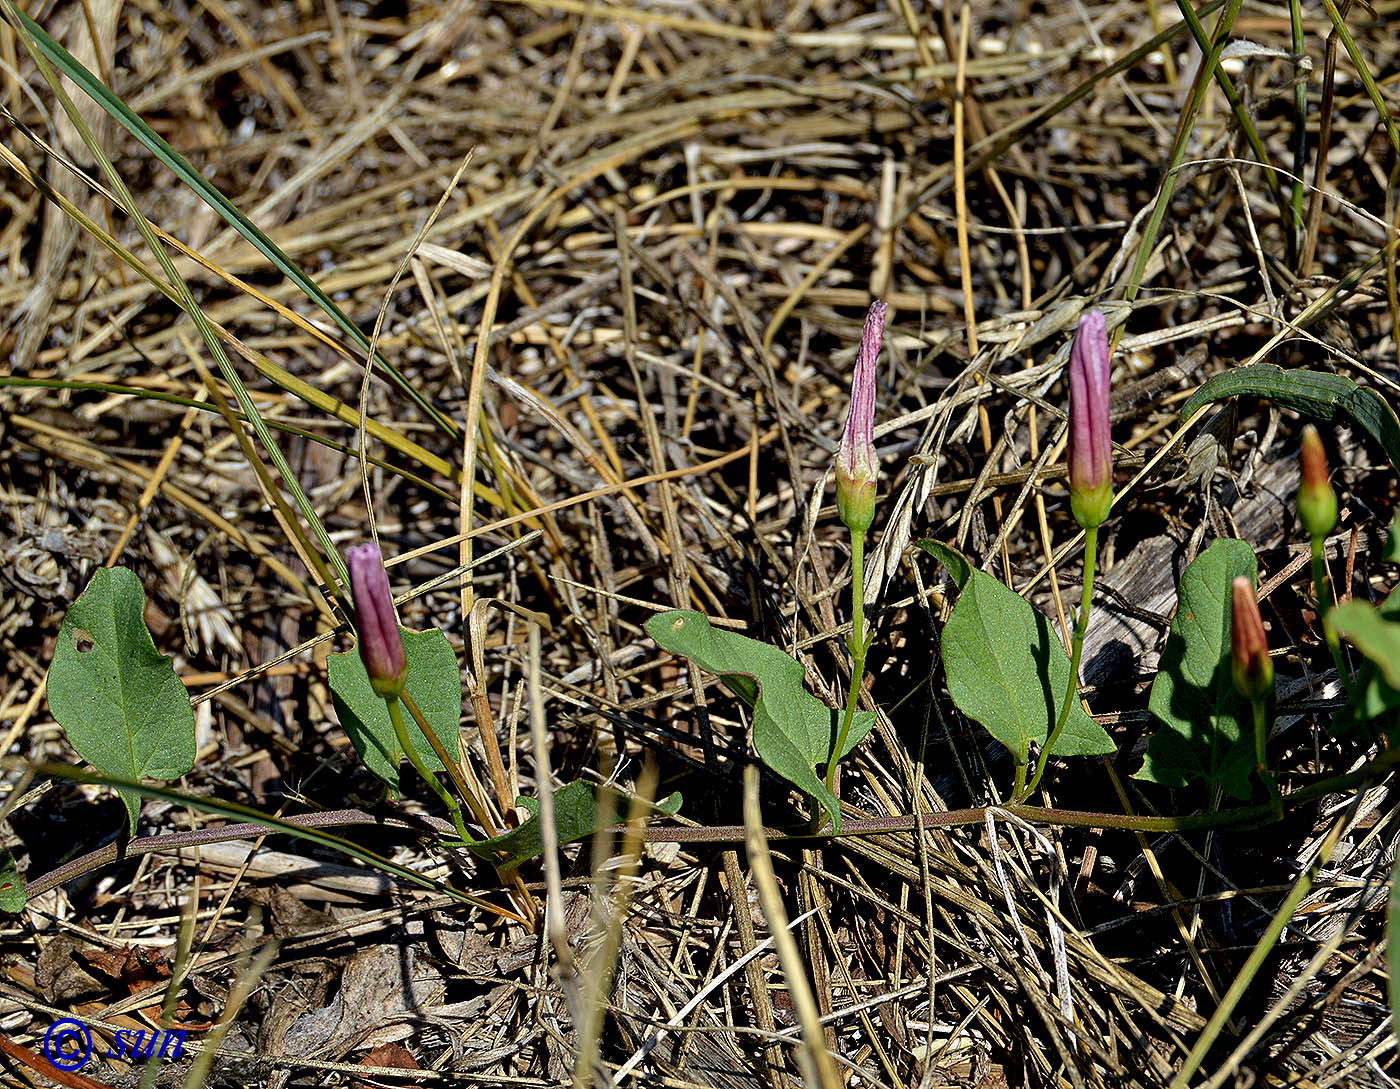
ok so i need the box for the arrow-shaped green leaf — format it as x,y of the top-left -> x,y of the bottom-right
646,611 -> 873,831
47,567 -> 196,832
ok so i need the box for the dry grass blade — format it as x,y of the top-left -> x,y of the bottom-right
743,767 -> 840,1089
1,1 -> 1396,1086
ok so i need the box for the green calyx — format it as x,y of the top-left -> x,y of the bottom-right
1232,651 -> 1274,703
369,670 -> 408,699
836,471 -> 876,534
1297,484 -> 1338,542
1070,482 -> 1112,531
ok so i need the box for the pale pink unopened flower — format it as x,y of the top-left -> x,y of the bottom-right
1068,308 -> 1112,530
347,542 -> 408,697
1230,576 -> 1274,702
835,300 -> 887,533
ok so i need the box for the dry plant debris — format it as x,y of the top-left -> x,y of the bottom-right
0,0 -> 1398,1086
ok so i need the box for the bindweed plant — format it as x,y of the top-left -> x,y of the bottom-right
38,297 -> 1400,864
36,538 -> 681,918
650,301 -> 1400,833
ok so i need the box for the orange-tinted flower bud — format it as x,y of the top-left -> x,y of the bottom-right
1230,576 -> 1274,702
1297,425 -> 1338,540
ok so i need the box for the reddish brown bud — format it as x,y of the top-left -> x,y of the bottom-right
1230,576 -> 1274,702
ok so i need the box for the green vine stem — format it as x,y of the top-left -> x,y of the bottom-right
1168,801 -> 1353,1088
1310,536 -> 1354,699
1022,525 -> 1098,800
400,690 -> 497,834
386,695 -> 470,843
29,740 -> 1400,899
827,527 -> 867,795
399,692 -> 539,926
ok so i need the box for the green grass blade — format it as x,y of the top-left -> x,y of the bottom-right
1125,0 -> 1246,303
1289,0 -> 1308,263
12,6 -> 459,441
1316,0 -> 1400,158
0,150 -> 496,502
961,0 -> 1229,182
0,378 -> 456,501
5,1 -> 349,596
32,762 -> 482,905
1169,0 -> 1293,252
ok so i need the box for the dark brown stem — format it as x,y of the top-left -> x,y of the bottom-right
27,739 -> 1396,900
24,809 -> 452,900
638,741 -> 1400,844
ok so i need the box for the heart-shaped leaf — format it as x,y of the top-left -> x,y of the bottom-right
919,542 -> 1113,762
1332,600 -> 1400,689
917,540 -> 972,591
1138,539 -> 1258,799
462,781 -> 682,870
1334,590 -> 1400,736
328,627 -> 462,793
646,611 -> 874,832
47,567 -> 196,832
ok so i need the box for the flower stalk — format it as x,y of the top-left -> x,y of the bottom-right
827,301 -> 886,798
1021,525 -> 1098,801
347,542 -> 470,840
1297,425 -> 1352,697
1019,309 -> 1112,800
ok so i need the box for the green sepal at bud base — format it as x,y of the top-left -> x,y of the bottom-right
836,469 -> 876,534
1298,487 -> 1338,543
1070,482 -> 1112,531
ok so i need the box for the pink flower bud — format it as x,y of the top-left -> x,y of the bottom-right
1068,308 -> 1113,530
347,542 -> 407,697
835,301 -> 886,533
1230,576 -> 1274,702
1297,425 -> 1338,540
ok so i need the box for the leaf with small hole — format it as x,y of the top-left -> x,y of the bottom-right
47,567 -> 196,832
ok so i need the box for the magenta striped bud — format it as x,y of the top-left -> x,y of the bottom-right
1068,308 -> 1113,530
1230,577 -> 1274,702
835,301 -> 887,534
347,542 -> 407,697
